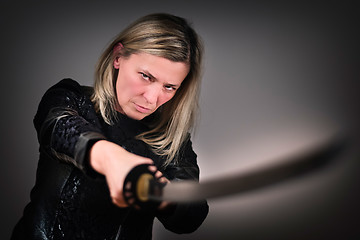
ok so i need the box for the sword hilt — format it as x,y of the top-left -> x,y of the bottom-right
123,164 -> 166,211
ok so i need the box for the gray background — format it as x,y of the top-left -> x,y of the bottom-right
1,1 -> 359,239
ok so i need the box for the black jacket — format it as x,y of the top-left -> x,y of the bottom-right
11,79 -> 208,240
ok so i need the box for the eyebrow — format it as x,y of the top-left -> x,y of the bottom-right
143,70 -> 181,87
165,83 -> 180,87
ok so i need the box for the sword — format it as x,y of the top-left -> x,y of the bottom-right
123,136 -> 346,209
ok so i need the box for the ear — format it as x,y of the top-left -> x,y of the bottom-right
114,56 -> 121,69
113,42 -> 124,69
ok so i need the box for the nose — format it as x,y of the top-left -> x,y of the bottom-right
143,85 -> 161,105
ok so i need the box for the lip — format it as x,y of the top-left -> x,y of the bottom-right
134,103 -> 153,114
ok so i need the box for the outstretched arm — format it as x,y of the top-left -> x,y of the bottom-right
34,79 -> 156,207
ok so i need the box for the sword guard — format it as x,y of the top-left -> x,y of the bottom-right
123,164 -> 166,211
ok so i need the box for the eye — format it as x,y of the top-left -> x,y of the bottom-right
164,85 -> 177,92
140,72 -> 151,81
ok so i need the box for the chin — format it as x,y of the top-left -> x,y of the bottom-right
126,111 -> 149,121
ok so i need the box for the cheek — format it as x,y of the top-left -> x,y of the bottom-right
117,74 -> 143,99
130,81 -> 146,95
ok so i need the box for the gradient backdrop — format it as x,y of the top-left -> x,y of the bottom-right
1,1 -> 359,239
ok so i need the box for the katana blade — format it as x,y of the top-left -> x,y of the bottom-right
124,136 -> 346,207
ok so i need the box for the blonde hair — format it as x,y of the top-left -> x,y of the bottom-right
92,13 -> 203,166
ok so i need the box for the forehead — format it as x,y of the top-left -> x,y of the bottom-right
125,52 -> 189,83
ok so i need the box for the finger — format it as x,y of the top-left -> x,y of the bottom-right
154,170 -> 163,179
148,165 -> 157,173
111,197 -> 128,208
154,171 -> 170,184
136,155 -> 154,166
160,177 -> 170,183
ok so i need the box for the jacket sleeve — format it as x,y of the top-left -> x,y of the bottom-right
157,137 -> 209,234
33,79 -> 106,176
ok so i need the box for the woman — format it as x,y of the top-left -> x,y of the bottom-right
11,13 -> 209,240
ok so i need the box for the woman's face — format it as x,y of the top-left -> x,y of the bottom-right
114,52 -> 189,120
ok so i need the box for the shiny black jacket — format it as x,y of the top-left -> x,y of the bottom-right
11,79 -> 208,240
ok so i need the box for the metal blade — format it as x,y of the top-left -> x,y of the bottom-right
149,136 -> 346,203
